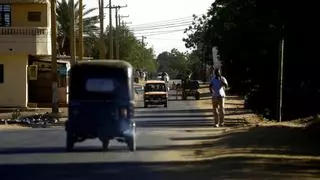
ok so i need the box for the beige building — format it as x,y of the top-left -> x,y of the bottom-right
0,0 -> 68,108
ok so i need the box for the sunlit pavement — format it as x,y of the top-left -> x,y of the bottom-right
0,87 -> 319,179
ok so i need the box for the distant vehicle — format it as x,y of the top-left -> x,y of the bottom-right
143,80 -> 168,108
65,60 -> 136,152
157,72 -> 169,83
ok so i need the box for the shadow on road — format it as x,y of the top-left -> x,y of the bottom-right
136,117 -> 247,128
136,108 -> 250,115
225,102 -> 244,106
172,125 -> 320,158
1,157 -> 319,180
135,114 -> 213,118
1,125 -> 317,158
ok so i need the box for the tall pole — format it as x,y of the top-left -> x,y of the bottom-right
70,0 -> 76,65
78,0 -> 84,60
115,8 -> 119,59
115,10 -> 128,60
108,0 -> 113,59
98,0 -> 105,59
119,15 -> 129,22
105,3 -> 127,60
141,36 -> 146,46
51,0 -> 59,114
141,36 -> 146,70
277,25 -> 285,122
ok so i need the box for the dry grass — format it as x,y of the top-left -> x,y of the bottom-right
0,124 -> 28,130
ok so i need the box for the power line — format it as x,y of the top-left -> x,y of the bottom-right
130,21 -> 192,31
129,15 -> 198,27
146,37 -> 183,41
134,28 -> 185,34
134,29 -> 185,36
130,22 -> 192,31
130,19 -> 192,28
131,24 -> 190,32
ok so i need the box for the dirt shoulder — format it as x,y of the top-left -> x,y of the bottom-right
0,108 -> 68,130
190,95 -> 320,159
196,95 -> 263,127
0,124 -> 29,130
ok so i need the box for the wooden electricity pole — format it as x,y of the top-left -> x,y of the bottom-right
98,0 -> 105,59
115,8 -> 119,59
141,36 -> 146,46
78,0 -> 84,60
114,5 -> 127,59
105,2 -> 127,59
277,25 -> 285,122
50,0 -> 58,114
108,0 -> 113,59
70,0 -> 76,65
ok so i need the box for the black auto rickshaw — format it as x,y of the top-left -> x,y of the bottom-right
65,60 -> 136,152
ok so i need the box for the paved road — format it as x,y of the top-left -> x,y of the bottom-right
1,92 -> 320,179
0,94 -> 220,179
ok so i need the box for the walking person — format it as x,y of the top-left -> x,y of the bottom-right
209,69 -> 228,127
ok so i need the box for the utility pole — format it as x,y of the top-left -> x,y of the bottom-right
78,0 -> 84,60
118,16 -> 129,37
119,15 -> 129,24
70,0 -> 76,65
121,21 -> 132,26
141,36 -> 147,71
277,25 -> 285,122
115,8 -> 119,59
108,0 -> 113,59
50,0 -> 59,114
105,3 -> 127,59
141,36 -> 146,46
114,5 -> 127,59
98,0 -> 105,59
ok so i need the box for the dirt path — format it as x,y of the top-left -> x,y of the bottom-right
195,95 -> 263,127
190,95 -> 320,160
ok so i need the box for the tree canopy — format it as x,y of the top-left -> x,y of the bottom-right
183,0 -> 318,120
84,25 -> 158,73
157,48 -> 189,78
56,2 -> 157,73
56,0 -> 99,55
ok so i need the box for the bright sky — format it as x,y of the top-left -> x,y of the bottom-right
83,0 -> 213,55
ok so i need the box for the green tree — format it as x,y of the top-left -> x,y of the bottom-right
157,48 -> 189,78
184,0 -> 319,120
87,25 -> 158,72
56,0 -> 99,55
187,50 -> 202,80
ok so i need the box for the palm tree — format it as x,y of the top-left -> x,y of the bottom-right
56,0 -> 99,56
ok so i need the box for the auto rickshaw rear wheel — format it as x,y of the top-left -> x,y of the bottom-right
102,139 -> 110,151
182,91 -> 187,100
66,132 -> 75,152
144,103 -> 148,108
195,91 -> 200,100
126,130 -> 136,152
164,102 -> 168,108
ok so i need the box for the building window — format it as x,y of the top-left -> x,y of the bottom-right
28,12 -> 41,22
0,64 -> 4,83
0,4 -> 11,27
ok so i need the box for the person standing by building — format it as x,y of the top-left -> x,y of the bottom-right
209,69 -> 228,127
